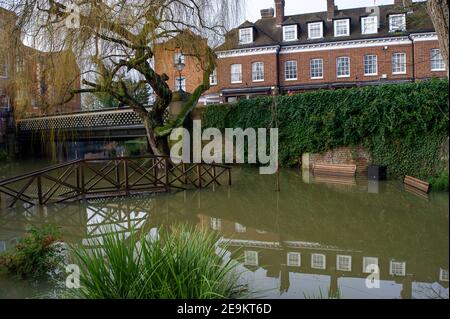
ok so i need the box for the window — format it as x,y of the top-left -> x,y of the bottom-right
390,261 -> 406,277
283,25 -> 297,42
287,252 -> 301,267
239,28 -> 253,44
392,53 -> 406,74
364,55 -> 378,75
0,52 -> 7,78
230,64 -> 242,83
252,62 -> 264,82
310,58 -> 323,79
0,92 -> 10,110
311,253 -> 326,270
284,61 -> 297,81
334,19 -> 350,37
234,223 -> 246,233
244,251 -> 258,266
16,55 -> 25,73
337,255 -> 352,272
210,218 -> 221,230
308,22 -> 323,39
209,68 -> 217,85
175,76 -> 186,91
440,269 -> 449,282
431,49 -> 445,71
336,56 -> 350,77
361,16 -> 378,34
0,241 -> 6,252
363,257 -> 379,273
174,52 -> 185,64
389,14 -> 406,32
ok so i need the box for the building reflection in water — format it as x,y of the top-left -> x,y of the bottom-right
0,167 -> 448,299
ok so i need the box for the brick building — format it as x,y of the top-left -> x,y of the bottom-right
1,7 -> 81,147
201,0 -> 447,103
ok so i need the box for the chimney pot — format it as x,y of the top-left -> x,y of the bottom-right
261,8 -> 275,19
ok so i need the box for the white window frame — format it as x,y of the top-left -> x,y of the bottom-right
283,25 -> 298,42
430,49 -> 446,71
361,16 -> 378,34
174,52 -> 185,64
251,62 -> 265,82
311,253 -> 326,270
310,58 -> 323,79
389,260 -> 406,277
239,28 -> 253,44
174,76 -> 186,91
363,257 -> 379,273
230,64 -> 242,84
364,54 -> 378,76
334,19 -> 350,37
389,14 -> 406,32
287,252 -> 301,267
0,52 -> 8,79
234,223 -> 247,233
392,53 -> 407,75
284,60 -> 297,81
244,250 -> 259,266
210,217 -> 221,230
209,68 -> 217,85
336,56 -> 350,78
336,255 -> 352,272
439,268 -> 449,282
308,22 -> 323,39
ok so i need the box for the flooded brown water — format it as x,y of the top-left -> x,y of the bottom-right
0,163 -> 448,299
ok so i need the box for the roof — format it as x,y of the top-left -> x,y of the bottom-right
216,2 -> 434,51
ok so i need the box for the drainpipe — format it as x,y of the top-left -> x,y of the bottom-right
408,34 -> 416,82
275,45 -> 281,94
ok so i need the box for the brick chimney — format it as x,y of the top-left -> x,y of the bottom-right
327,0 -> 335,21
275,0 -> 285,25
261,8 -> 275,19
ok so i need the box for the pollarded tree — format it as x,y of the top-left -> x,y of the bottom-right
5,0 -> 244,155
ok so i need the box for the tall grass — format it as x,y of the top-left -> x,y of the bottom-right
69,224 -> 244,299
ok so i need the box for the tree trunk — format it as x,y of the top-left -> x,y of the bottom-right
428,0 -> 449,77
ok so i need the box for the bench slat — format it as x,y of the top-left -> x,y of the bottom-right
404,175 -> 430,194
313,163 -> 357,177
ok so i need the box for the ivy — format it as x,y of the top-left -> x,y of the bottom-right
203,79 -> 449,179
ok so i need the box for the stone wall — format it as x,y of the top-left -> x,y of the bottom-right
302,146 -> 371,173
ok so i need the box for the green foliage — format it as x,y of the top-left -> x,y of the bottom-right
0,225 -> 64,279
429,170 -> 449,192
0,149 -> 12,161
203,79 -> 449,178
69,224 -> 244,299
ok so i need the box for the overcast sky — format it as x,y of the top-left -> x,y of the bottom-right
244,0 -> 424,22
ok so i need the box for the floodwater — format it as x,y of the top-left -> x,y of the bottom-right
0,162 -> 448,299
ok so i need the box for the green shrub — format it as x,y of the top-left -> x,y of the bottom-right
0,225 -> 64,278
70,224 -> 244,299
429,171 -> 449,192
203,79 -> 449,179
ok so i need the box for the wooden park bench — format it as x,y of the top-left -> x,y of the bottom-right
312,163 -> 357,177
404,175 -> 430,194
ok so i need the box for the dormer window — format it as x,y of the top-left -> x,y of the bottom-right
239,28 -> 253,44
308,22 -> 323,39
361,16 -> 378,34
283,25 -> 298,42
334,19 -> 350,37
389,14 -> 406,32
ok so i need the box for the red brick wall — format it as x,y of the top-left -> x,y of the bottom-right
413,40 -> 447,79
279,44 -> 414,86
308,146 -> 371,173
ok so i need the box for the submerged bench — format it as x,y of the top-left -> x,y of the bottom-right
312,163 -> 357,177
404,175 -> 430,194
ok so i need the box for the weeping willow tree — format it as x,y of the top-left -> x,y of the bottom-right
4,0 -> 244,156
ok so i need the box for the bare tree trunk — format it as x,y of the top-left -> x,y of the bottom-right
428,0 -> 449,77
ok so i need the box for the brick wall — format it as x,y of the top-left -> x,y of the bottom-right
413,40 -> 447,79
306,146 -> 371,173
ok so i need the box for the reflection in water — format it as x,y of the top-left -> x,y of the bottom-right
0,167 -> 448,299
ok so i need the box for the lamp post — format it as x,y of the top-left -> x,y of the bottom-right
174,53 -> 185,93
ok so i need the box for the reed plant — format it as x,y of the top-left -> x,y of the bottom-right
69,224 -> 244,299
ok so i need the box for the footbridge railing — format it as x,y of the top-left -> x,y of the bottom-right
0,156 -> 232,208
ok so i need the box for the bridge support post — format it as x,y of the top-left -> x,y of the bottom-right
37,176 -> 43,206
124,159 -> 130,195
164,157 -> 170,192
197,165 -> 202,188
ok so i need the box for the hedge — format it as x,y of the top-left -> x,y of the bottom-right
202,79 -> 449,179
